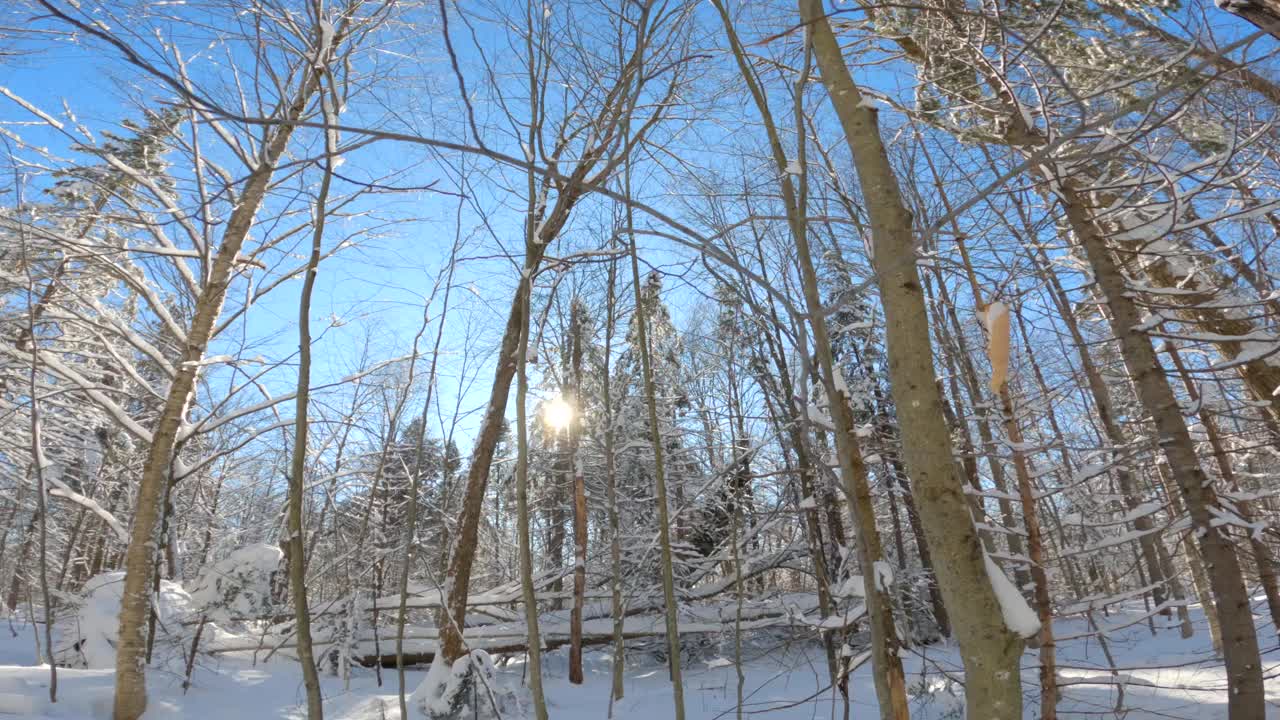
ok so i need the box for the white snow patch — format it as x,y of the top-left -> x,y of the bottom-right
836,574 -> 866,598
188,543 -> 283,621
71,572 -> 194,668
873,561 -> 894,592
983,555 -> 1041,638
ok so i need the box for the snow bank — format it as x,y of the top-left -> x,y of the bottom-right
0,670 -> 114,719
188,543 -> 282,622
70,572 -> 194,668
410,650 -> 518,719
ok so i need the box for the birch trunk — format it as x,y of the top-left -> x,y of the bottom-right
568,300 -> 587,685
112,60 -> 323,720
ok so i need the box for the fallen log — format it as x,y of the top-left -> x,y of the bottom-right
352,598 -> 867,667
357,628 -> 669,668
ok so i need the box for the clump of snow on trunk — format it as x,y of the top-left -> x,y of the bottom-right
410,650 -> 518,719
836,574 -> 866,599
982,555 -> 1040,638
873,560 -> 894,592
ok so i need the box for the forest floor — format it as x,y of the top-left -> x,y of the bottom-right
0,599 -> 1276,719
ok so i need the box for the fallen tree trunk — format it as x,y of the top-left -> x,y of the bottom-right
204,591 -> 862,664
353,603 -> 868,668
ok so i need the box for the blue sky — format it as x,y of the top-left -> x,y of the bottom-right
0,11 -> 470,445
8,0 -> 1258,461
0,0 -> 731,453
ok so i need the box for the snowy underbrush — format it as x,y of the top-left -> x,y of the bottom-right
410,650 -> 521,719
621,624 -> 832,671
2,596 -> 1276,719
57,571 -> 195,671
49,543 -> 284,673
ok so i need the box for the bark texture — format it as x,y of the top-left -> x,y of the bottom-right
800,3 -> 1028,718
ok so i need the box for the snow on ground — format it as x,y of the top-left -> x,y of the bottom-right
0,599 -> 1276,719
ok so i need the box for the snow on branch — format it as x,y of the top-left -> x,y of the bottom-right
48,482 -> 128,543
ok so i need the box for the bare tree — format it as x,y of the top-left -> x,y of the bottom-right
798,2 -> 1030,717
434,0 -> 693,670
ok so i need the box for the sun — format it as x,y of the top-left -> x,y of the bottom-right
544,396 -> 574,431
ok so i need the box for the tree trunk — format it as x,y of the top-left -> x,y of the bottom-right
1062,180 -> 1263,718
601,245 -> 626,710
436,247 -> 548,663
800,4 -> 1028,717
568,299 -> 587,685
514,255 -> 549,720
998,384 -> 1058,719
627,231 -> 686,720
711,4 -> 910,714
1165,342 -> 1280,635
29,353 -> 56,703
282,81 -> 340,717
111,54 -> 323,720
